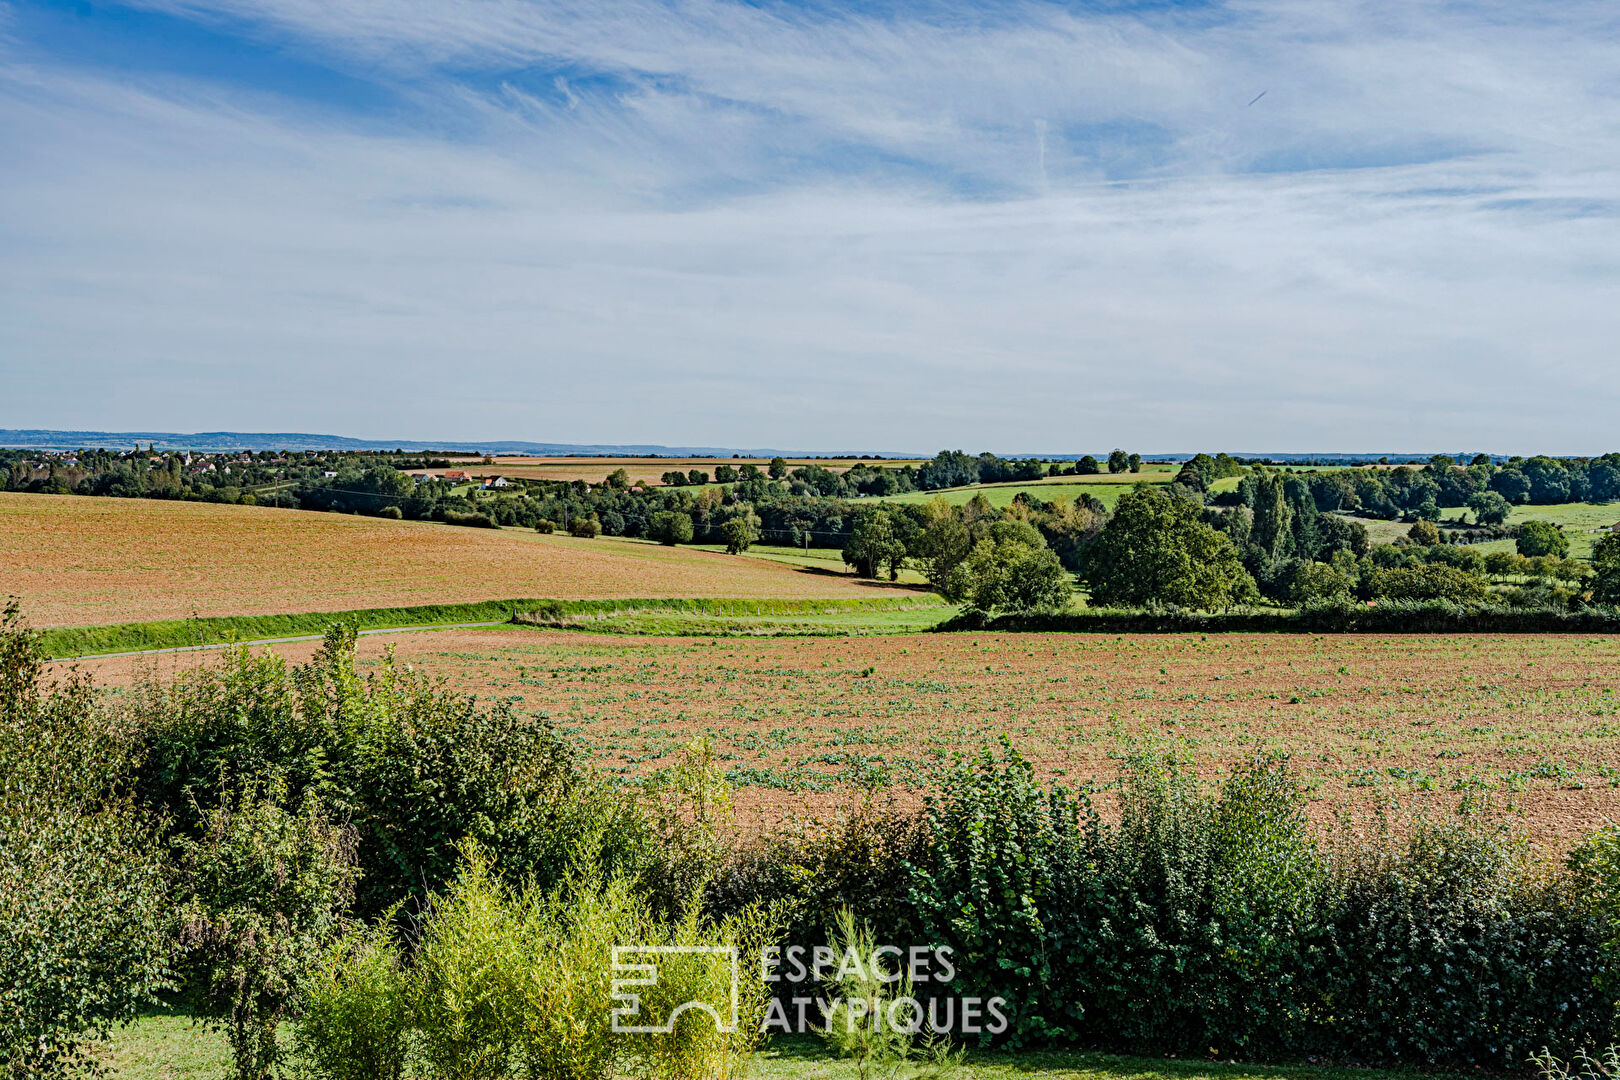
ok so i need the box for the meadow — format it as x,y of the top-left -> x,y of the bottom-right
873,467 -> 1242,509
71,624 -> 1620,848
0,493 -> 899,627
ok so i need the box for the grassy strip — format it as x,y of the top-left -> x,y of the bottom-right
95,1017 -> 1427,1080
939,600 -> 1620,634
41,596 -> 947,658
38,598 -> 543,658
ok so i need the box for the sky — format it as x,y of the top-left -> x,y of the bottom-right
1,0 -> 1617,454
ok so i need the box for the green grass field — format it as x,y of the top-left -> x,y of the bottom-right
1340,502 -> 1620,559
91,1014 -> 1426,1080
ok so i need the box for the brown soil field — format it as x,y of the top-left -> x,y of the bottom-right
66,627 -> 1620,849
426,457 -> 924,485
0,493 -> 908,627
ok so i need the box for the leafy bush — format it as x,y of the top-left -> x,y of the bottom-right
899,742 -> 1615,1064
569,514 -> 602,538
130,626 -> 648,918
174,784 -> 358,1080
0,603 -> 173,1078
442,510 -> 499,529
294,919 -> 412,1080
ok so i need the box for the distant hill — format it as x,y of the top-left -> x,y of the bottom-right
0,430 -> 1482,464
0,429 -> 918,457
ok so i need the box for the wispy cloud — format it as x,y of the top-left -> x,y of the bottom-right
1,0 -> 1617,450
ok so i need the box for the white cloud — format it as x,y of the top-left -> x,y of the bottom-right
1,0 -> 1618,451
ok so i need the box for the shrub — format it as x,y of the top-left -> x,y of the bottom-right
0,603 -> 173,1078
534,519 -> 556,534
174,784 -> 358,1080
1486,549 -> 1525,576
293,918 -> 411,1080
648,511 -> 694,546
403,845 -> 771,1080
130,626 -> 648,919
1518,519 -> 1570,558
1369,563 -> 1491,603
569,514 -> 602,538
375,505 -> 403,520
443,510 -> 499,529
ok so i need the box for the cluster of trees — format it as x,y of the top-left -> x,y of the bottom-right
1201,454 -> 1620,522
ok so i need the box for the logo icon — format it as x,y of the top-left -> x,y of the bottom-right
610,946 -> 740,1034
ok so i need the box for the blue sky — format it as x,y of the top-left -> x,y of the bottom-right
2,0 -> 1617,452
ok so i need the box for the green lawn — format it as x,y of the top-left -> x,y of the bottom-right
91,1017 -> 1428,1080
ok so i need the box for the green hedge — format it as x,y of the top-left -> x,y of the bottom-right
938,599 -> 1620,634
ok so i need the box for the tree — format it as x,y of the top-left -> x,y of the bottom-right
843,507 -> 908,580
1128,453 -> 1142,473
1468,490 -> 1511,526
568,513 -> 601,538
713,464 -> 737,483
1290,561 -> 1354,604
1516,519 -> 1569,558
1407,519 -> 1441,546
1076,455 -> 1101,475
1082,487 -> 1259,610
648,510 -> 694,545
768,457 -> 788,480
605,468 -> 630,490
943,539 -> 1071,614
910,501 -> 973,589
686,469 -> 709,486
720,514 -> 759,555
1592,532 -> 1620,605
1108,449 -> 1129,474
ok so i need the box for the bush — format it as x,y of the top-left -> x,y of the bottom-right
443,510 -> 499,529
375,505 -> 403,520
174,784 -> 358,1080
1518,519 -> 1570,558
534,518 -> 556,534
569,514 -> 602,538
294,920 -> 411,1080
899,742 -> 1614,1064
0,603 -> 173,1078
1369,563 -> 1491,603
130,626 -> 648,919
648,511 -> 694,546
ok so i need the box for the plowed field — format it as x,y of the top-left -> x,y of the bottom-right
67,626 -> 1620,847
0,493 -> 904,627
